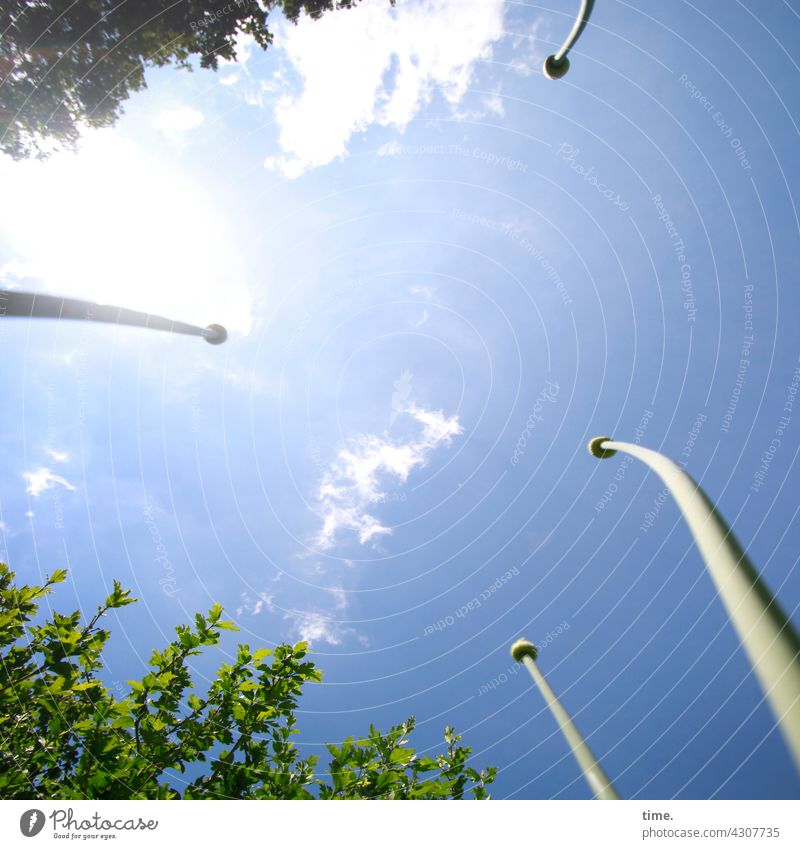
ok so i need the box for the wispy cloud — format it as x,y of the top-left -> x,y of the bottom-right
0,260 -> 34,284
377,140 -> 404,157
329,585 -> 348,610
391,370 -> 414,424
45,448 -> 69,463
23,468 -> 76,498
316,403 -> 462,549
453,85 -> 505,120
264,0 -> 506,178
236,591 -> 275,617
237,588 -> 352,646
408,284 -> 434,300
152,105 -> 205,144
289,611 -> 346,645
507,17 -> 548,77
216,33 -> 271,104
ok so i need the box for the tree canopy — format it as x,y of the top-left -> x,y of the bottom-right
0,563 -> 496,799
0,1 -> 392,160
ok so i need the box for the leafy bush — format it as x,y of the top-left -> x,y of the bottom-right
0,564 -> 495,799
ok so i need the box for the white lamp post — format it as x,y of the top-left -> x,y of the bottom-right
589,436 -> 800,768
511,639 -> 620,799
0,290 -> 227,344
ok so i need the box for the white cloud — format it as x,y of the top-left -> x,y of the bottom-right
23,468 -> 76,498
409,402 -> 462,443
508,18 -> 548,77
453,85 -> 505,120
265,0 -> 506,177
391,369 -> 413,424
0,260 -> 34,283
289,611 -> 346,645
236,591 -> 275,616
377,140 -> 404,157
329,585 -> 347,609
231,32 -> 257,66
408,284 -> 434,300
485,91 -> 505,116
315,403 -> 462,549
152,105 -> 205,144
45,448 -> 69,463
217,33 -> 269,104
237,589 -> 350,646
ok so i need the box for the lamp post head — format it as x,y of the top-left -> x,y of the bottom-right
542,0 -> 596,79
588,436 -> 616,459
543,54 -> 570,79
511,638 -> 538,663
203,323 -> 228,345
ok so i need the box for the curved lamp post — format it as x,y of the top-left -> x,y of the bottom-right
543,0 -> 596,79
511,639 -> 620,799
0,290 -> 227,344
589,436 -> 800,768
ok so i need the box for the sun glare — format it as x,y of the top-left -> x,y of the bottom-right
0,131 -> 252,335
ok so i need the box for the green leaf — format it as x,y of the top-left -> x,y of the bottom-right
0,562 -> 494,800
389,747 -> 414,765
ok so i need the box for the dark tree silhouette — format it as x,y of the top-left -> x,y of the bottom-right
0,1 -> 392,160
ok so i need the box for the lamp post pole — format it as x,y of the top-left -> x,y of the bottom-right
0,290 -> 227,344
511,639 -> 620,799
543,0 -> 596,79
589,436 -> 800,768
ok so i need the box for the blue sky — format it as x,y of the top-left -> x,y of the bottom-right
1,0 -> 799,799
